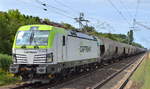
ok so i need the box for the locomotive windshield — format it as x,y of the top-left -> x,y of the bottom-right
16,30 -> 50,46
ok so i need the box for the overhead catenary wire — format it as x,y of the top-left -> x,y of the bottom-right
23,0 -> 103,30
53,0 -> 80,14
34,0 -> 75,19
53,0 -> 106,25
106,0 -> 131,25
133,0 -> 141,30
17,0 -> 48,12
134,0 -> 140,20
20,0 -> 74,19
41,0 -> 104,28
53,0 -> 106,28
50,0 -> 111,30
118,0 -> 133,21
35,0 -> 67,13
20,0 -> 117,32
46,8 -> 75,19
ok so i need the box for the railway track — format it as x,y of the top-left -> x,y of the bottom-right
4,53 -> 145,89
91,53 -> 146,89
10,82 -> 47,89
110,53 -> 146,89
38,53 -> 145,89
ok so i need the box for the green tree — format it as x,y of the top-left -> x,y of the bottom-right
0,9 -> 41,54
0,9 -> 144,55
61,22 -> 76,30
82,26 -> 96,33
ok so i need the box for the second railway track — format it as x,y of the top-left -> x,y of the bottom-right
91,53 -> 146,89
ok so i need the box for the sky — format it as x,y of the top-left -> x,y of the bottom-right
0,0 -> 150,48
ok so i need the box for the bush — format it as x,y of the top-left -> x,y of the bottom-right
0,54 -> 12,71
0,69 -> 19,86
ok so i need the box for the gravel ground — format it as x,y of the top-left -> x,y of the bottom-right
37,54 -> 143,89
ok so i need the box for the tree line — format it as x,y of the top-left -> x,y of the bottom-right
0,9 -> 144,55
0,9 -> 41,54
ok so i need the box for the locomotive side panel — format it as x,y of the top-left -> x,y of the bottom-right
66,35 -> 99,61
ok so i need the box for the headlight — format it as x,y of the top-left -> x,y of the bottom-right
46,53 -> 53,62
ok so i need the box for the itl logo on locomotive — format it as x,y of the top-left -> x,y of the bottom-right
80,46 -> 91,53
24,50 -> 46,53
24,50 -> 37,53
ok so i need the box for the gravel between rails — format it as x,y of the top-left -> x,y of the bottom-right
36,54 -> 144,89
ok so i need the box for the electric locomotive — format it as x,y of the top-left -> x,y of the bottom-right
10,24 -> 101,81
10,24 -> 145,81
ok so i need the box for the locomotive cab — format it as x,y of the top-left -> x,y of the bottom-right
10,25 -> 66,80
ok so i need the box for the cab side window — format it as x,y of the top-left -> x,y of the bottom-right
63,36 -> 65,46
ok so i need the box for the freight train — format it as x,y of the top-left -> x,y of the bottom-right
9,24 -> 145,81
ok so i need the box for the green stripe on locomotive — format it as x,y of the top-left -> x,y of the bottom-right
13,24 -> 66,49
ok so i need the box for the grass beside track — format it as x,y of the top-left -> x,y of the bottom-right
0,70 -> 19,86
0,54 -> 20,86
129,53 -> 150,89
